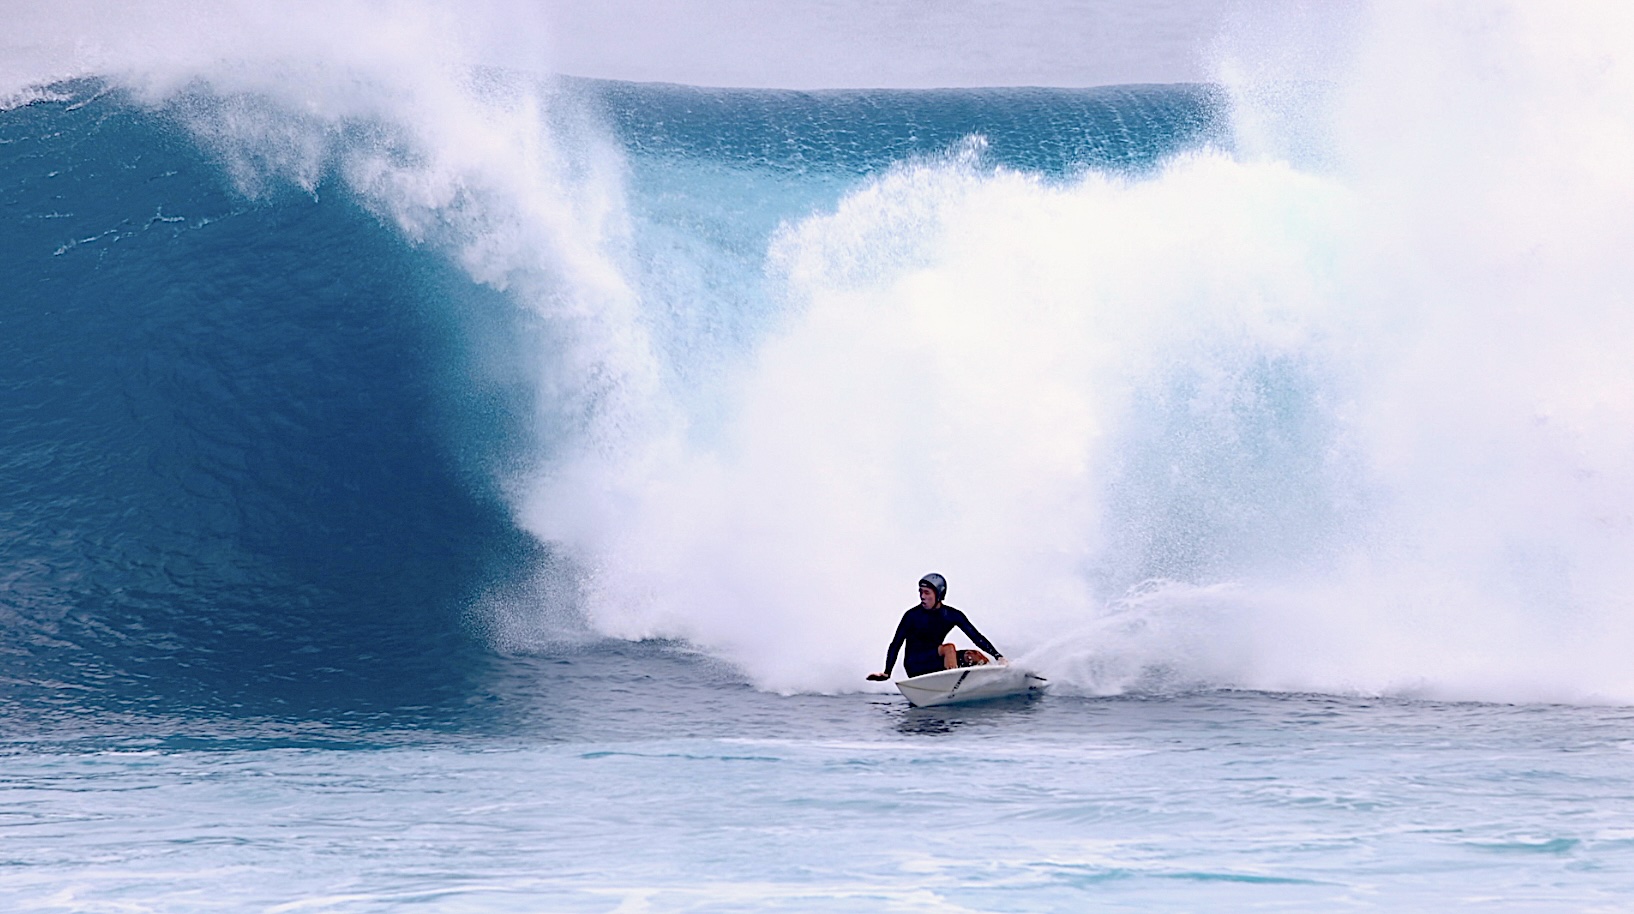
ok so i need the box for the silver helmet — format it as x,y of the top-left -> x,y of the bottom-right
918,573 -> 947,602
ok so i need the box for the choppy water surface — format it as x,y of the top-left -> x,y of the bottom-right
8,665 -> 1634,912
8,3 -> 1634,910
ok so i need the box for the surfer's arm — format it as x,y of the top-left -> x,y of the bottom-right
953,612 -> 1002,660
871,616 -> 909,680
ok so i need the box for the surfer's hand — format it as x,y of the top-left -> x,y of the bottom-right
866,672 -> 889,681
996,657 -> 1010,666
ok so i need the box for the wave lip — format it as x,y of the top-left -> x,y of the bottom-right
11,1 -> 1634,713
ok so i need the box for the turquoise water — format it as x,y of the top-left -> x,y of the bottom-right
10,667 -> 1634,911
8,5 -> 1634,909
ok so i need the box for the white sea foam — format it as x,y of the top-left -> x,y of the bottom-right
521,1 -> 1634,702
13,2 -> 1634,703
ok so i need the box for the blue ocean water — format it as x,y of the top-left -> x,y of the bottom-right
7,30 -> 1634,910
0,77 -> 1217,725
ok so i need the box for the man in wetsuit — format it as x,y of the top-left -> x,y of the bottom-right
866,573 -> 1005,681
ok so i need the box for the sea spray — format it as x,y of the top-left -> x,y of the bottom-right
11,9 -> 1634,911
523,1 -> 1634,701
11,1 -> 1634,705
533,144 -> 1353,693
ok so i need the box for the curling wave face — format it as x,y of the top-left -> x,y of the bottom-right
5,0 -> 1634,719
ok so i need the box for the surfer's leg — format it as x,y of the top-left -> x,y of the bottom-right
939,643 -> 959,670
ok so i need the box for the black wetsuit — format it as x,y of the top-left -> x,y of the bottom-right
882,604 -> 1003,678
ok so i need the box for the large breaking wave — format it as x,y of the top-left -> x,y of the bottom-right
5,0 -> 1634,716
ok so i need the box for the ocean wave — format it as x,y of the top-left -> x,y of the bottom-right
8,1 -> 1634,716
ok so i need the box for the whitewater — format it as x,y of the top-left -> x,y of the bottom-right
6,1 -> 1634,910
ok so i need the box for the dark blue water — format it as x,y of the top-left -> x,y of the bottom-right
0,79 -> 1222,733
9,68 -> 1634,914
0,83 -> 543,728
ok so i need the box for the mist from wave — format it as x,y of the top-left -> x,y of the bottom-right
520,0 -> 1634,704
6,0 -> 1634,712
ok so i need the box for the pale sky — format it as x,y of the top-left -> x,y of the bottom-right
1,0 -> 1346,97
533,0 -> 1243,88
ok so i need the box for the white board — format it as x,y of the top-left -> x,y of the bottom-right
895,665 -> 1047,708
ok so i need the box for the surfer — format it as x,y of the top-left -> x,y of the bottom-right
866,573 -> 1006,681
